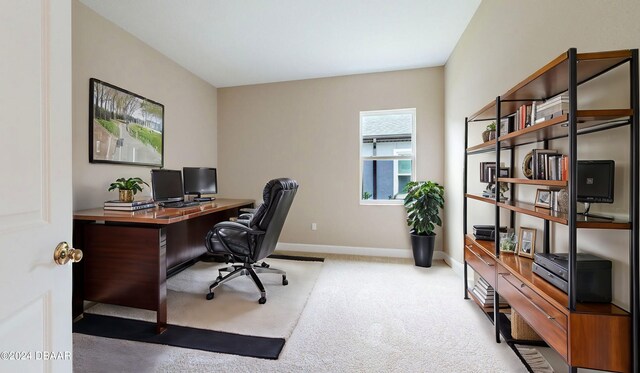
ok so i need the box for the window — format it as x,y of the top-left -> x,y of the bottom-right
360,108 -> 416,204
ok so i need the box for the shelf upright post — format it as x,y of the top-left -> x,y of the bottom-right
464,117 -> 469,300
630,48 -> 639,373
568,48 -> 578,312
509,148 -> 515,229
543,138 -> 550,254
494,97 -> 502,344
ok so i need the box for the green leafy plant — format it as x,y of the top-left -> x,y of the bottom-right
486,121 -> 496,132
403,181 -> 445,236
108,177 -> 149,195
362,191 -> 372,200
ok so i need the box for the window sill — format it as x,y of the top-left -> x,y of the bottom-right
359,200 -> 404,206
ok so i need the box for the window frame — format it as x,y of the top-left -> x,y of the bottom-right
359,108 -> 416,205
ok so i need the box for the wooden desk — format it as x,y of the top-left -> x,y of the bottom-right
73,198 -> 253,333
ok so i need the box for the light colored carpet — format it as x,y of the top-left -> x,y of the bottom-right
85,258 -> 323,338
74,257 -> 527,372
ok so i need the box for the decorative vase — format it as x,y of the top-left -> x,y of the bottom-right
119,189 -> 134,202
482,130 -> 490,142
489,130 -> 496,140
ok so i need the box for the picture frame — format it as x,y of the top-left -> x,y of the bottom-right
499,117 -> 513,137
535,189 -> 551,208
480,163 -> 510,183
518,227 -> 536,258
499,229 -> 518,254
89,78 -> 164,167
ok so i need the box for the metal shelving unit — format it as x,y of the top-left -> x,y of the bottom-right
462,48 -> 639,373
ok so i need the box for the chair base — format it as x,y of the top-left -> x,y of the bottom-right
205,261 -> 288,304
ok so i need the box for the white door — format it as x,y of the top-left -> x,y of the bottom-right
0,1 -> 73,372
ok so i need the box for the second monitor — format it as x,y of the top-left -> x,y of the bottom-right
183,167 -> 217,201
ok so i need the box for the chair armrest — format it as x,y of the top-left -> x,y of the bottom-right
213,221 -> 265,235
235,218 -> 251,227
238,213 -> 253,220
209,221 -> 265,257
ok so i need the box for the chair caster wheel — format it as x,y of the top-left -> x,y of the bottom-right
259,296 -> 267,304
261,262 -> 270,268
206,292 -> 215,300
282,276 -> 288,286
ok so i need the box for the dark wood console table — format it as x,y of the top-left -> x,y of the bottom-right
73,198 -> 254,333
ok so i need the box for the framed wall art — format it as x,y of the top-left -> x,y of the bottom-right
89,78 -> 164,167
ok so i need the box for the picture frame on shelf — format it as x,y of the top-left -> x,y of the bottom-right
534,189 -> 551,208
499,117 -> 513,137
518,228 -> 536,258
499,229 -> 518,254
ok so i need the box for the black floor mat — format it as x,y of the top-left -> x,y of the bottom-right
74,313 -> 285,360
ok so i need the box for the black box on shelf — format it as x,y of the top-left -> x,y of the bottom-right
472,225 -> 507,241
533,252 -> 612,303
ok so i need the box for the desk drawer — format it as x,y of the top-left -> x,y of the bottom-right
464,240 -> 496,288
497,270 -> 567,359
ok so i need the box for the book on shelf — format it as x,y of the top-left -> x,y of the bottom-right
104,198 -> 154,207
103,203 -> 156,211
536,94 -> 569,120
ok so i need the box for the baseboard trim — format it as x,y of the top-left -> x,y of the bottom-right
439,251 -> 464,277
276,242 -> 414,258
276,243 -> 464,275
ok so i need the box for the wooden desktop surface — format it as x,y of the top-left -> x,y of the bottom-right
74,198 -> 254,224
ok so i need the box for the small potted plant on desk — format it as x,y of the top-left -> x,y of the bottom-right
482,121 -> 496,142
404,181 -> 445,267
108,177 -> 149,202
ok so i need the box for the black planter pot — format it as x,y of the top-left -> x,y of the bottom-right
410,232 -> 435,267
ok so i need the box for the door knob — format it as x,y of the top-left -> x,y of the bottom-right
54,242 -> 83,265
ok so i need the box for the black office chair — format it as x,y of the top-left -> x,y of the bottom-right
204,178 -> 298,304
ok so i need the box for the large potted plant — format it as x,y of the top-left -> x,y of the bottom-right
108,177 -> 149,202
403,181 -> 445,267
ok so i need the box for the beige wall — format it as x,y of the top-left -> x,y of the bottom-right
445,0 -> 640,308
218,68 -> 444,251
72,0 -> 217,210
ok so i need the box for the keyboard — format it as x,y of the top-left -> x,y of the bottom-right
160,201 -> 200,208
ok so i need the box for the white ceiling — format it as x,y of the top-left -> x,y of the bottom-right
79,0 -> 481,88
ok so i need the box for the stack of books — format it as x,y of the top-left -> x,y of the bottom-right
104,198 -> 156,211
535,94 -> 569,124
471,277 -> 509,308
531,149 -> 568,181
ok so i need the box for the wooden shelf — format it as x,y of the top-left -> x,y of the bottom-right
469,50 -> 633,121
466,139 -> 496,154
465,235 -> 630,316
467,289 -> 494,313
465,193 -> 496,204
497,178 -> 567,187
496,200 -> 631,229
467,109 -> 631,153
498,110 -> 632,148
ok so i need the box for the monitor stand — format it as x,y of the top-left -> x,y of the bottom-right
577,202 -> 614,221
194,194 -> 215,202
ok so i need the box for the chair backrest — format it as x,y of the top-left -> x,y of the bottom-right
250,178 -> 298,261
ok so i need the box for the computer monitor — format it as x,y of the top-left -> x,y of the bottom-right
151,169 -> 184,203
183,167 -> 217,201
577,160 -> 614,219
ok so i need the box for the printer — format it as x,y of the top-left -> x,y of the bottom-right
532,252 -> 611,303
